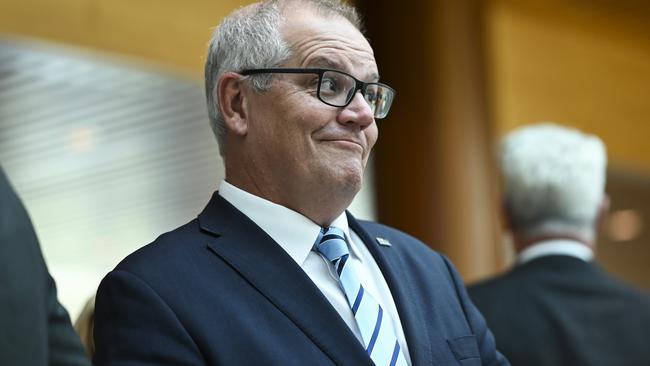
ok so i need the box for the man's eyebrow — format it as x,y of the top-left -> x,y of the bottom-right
308,57 -> 342,70
368,71 -> 380,82
308,57 -> 380,82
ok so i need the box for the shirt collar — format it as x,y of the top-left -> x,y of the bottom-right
329,213 -> 363,262
218,180 -> 353,266
517,239 -> 595,265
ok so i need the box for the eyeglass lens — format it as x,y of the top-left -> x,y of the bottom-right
319,70 -> 393,119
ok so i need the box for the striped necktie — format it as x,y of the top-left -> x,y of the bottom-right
316,227 -> 407,366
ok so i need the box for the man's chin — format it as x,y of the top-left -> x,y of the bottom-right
336,169 -> 364,195
309,158 -> 365,192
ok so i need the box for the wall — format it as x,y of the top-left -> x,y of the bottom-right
484,0 -> 650,287
0,0 -> 250,73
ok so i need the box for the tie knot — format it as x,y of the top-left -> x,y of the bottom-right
315,227 -> 349,262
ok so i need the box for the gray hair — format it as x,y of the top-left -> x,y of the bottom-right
204,0 -> 362,157
500,123 -> 607,240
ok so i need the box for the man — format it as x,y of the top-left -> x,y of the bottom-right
94,1 -> 507,365
469,123 -> 650,366
0,167 -> 90,366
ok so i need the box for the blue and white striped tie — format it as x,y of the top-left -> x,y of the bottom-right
316,227 -> 407,366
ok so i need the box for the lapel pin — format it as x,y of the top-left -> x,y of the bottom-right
376,237 -> 392,247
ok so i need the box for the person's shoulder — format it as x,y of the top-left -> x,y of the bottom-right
112,218 -> 202,274
622,283 -> 650,305
467,272 -> 512,294
598,269 -> 650,306
466,266 -> 528,302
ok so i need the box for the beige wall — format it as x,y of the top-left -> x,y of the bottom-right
486,0 -> 650,171
358,0 -> 504,283
0,0 -> 252,74
484,0 -> 650,287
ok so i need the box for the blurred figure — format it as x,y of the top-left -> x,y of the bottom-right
469,123 -> 650,366
0,166 -> 90,366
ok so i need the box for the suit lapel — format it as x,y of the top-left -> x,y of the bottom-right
199,193 -> 370,365
348,213 -> 433,366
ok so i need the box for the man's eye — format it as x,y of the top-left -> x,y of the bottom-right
365,91 -> 377,102
321,77 -> 339,93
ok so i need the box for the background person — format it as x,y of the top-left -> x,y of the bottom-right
469,123 -> 650,366
0,166 -> 90,366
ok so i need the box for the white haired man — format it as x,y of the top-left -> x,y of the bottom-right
469,123 -> 650,366
93,0 -> 508,365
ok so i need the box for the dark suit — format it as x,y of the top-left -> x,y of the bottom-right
468,255 -> 650,366
0,168 -> 90,366
94,192 -> 508,365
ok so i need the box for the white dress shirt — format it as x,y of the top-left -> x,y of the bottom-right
219,180 -> 412,365
517,239 -> 595,265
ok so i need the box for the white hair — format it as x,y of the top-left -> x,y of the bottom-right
500,123 -> 607,240
204,0 -> 362,157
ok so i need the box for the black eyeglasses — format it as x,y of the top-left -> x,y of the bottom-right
240,68 -> 395,119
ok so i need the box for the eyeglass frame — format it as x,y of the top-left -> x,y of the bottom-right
239,68 -> 395,119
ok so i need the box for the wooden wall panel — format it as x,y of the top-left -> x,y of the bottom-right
484,0 -> 650,285
359,0 -> 503,282
0,0 -> 250,73
486,0 -> 650,170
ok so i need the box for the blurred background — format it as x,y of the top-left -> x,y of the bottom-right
0,0 -> 648,319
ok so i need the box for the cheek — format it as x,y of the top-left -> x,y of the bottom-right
274,116 -> 316,163
365,124 -> 379,151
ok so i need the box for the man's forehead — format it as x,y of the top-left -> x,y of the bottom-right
280,4 -> 364,43
280,7 -> 378,79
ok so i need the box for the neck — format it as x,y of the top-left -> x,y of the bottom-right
224,172 -> 353,227
513,232 -> 596,256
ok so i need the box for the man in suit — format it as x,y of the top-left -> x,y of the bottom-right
469,123 -> 650,366
93,1 -> 508,365
0,166 -> 90,366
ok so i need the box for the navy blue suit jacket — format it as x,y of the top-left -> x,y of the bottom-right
469,256 -> 650,366
94,192 -> 507,365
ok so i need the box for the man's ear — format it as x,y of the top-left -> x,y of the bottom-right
218,72 -> 249,136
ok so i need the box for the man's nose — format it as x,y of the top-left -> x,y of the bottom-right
337,91 -> 375,128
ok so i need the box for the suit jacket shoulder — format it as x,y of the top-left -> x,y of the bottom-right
468,256 -> 650,366
94,194 -> 509,365
95,195 -> 365,365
